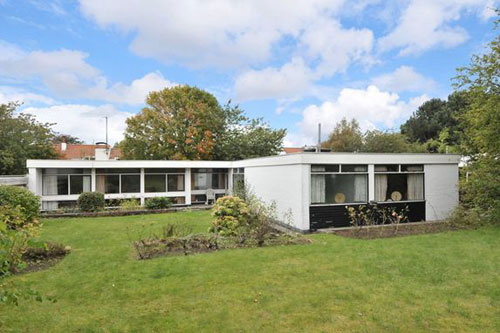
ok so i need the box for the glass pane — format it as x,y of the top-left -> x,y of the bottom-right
341,165 -> 368,172
192,173 -> 208,190
171,196 -> 186,204
42,175 -> 58,195
311,174 -> 367,204
70,175 -> 91,195
407,174 -> 424,200
191,194 -> 207,203
104,175 -> 119,194
232,174 -> 244,193
145,174 -> 166,192
211,173 -> 227,189
311,164 -> 339,173
375,165 -> 399,172
167,174 -> 185,191
43,168 -> 91,175
121,175 -> 140,193
57,175 -> 68,195
145,168 -> 184,174
402,164 -> 423,172
96,168 -> 141,174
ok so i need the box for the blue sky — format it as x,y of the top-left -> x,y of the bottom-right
0,0 -> 497,146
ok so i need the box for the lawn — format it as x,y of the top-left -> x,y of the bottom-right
1,211 -> 499,332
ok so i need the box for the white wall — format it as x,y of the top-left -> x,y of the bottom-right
425,164 -> 459,221
245,164 -> 309,231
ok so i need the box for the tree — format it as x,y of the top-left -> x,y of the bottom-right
53,134 -> 83,144
213,103 -> 286,160
121,86 -> 286,160
322,118 -> 363,152
121,85 -> 226,160
361,131 -> 424,153
400,98 -> 448,143
0,103 -> 57,175
454,9 -> 500,220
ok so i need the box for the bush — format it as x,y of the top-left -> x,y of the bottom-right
119,198 -> 142,211
210,196 -> 249,236
144,197 -> 172,210
77,192 -> 105,212
0,185 -> 40,227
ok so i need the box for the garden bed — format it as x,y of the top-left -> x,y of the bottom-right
21,242 -> 71,273
323,220 -> 466,239
41,205 -> 211,219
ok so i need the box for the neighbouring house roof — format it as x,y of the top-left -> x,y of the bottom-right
282,147 -> 304,154
53,143 -> 122,160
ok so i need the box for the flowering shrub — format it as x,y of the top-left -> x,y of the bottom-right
210,196 -> 249,236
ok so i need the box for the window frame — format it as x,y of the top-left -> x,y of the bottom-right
42,169 -> 91,196
310,164 -> 369,206
374,164 -> 425,203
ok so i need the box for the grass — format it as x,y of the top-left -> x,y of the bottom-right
1,211 -> 499,332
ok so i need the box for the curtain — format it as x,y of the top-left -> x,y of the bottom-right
96,175 -> 106,193
42,201 -> 58,211
42,175 -> 57,195
375,175 -> 388,201
311,175 -> 326,203
177,175 -> 184,191
407,174 -> 424,200
83,175 -> 91,192
353,175 -> 367,202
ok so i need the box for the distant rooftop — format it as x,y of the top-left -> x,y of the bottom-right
54,143 -> 121,160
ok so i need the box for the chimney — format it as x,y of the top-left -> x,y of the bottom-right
61,142 -> 67,151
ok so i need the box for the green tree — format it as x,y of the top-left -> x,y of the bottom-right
454,9 -> 500,220
322,118 -> 363,152
400,98 -> 448,143
0,102 -> 57,175
213,103 -> 286,160
361,131 -> 424,153
121,86 -> 286,160
53,134 -> 83,144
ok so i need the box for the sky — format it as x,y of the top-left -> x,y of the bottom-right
0,0 -> 497,146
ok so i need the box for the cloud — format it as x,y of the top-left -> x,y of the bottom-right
297,85 -> 429,144
371,66 -> 437,92
0,40 -> 175,104
378,0 -> 494,56
21,104 -> 133,144
0,86 -> 56,105
79,0 -> 345,69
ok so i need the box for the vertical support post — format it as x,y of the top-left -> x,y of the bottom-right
368,164 -> 375,202
228,168 -> 233,195
140,168 -> 145,206
91,168 -> 96,192
185,168 -> 192,205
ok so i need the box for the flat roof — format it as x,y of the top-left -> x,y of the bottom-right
27,152 -> 461,169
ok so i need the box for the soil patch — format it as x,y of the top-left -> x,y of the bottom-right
327,221 -> 467,239
21,242 -> 71,274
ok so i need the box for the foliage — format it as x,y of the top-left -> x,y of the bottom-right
0,102 -> 58,175
322,118 -> 363,152
77,192 -> 105,212
346,204 -> 409,236
446,205 -> 484,229
453,10 -> 500,219
121,88 -> 286,161
361,130 -> 425,153
52,134 -> 83,144
119,198 -> 142,211
144,197 -> 172,210
121,85 -> 225,160
212,103 -> 286,160
0,185 -> 40,228
210,196 -> 249,236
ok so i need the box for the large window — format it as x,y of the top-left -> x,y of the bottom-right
311,165 -> 368,204
96,168 -> 140,194
191,168 -> 227,190
145,168 -> 185,193
43,168 -> 91,195
375,165 -> 424,202
232,168 -> 245,193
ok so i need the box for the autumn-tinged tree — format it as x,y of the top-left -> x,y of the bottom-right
121,86 -> 286,160
322,118 -> 363,152
0,102 -> 57,175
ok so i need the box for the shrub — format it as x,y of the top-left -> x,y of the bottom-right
0,185 -> 40,227
77,192 -> 105,212
210,196 -> 249,236
119,198 -> 142,211
145,197 -> 172,210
